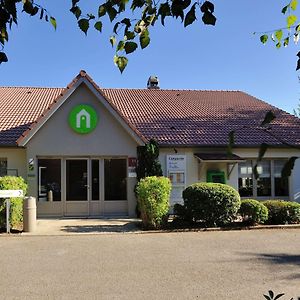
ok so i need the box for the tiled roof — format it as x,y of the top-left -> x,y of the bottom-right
102,89 -> 300,147
0,72 -> 299,147
0,87 -> 64,145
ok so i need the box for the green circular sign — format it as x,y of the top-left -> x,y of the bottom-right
68,104 -> 98,134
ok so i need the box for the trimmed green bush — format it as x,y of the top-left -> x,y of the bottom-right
238,199 -> 268,225
262,200 -> 300,225
136,176 -> 171,229
0,176 -> 27,229
175,183 -> 241,227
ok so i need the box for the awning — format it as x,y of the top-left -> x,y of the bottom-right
194,153 -> 245,163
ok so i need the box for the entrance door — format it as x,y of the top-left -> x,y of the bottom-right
64,159 -> 101,216
65,159 -> 89,216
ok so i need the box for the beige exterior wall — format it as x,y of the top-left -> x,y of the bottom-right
25,83 -> 139,217
0,148 -> 27,179
159,147 -> 300,203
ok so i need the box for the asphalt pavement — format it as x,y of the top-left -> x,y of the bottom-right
1,229 -> 300,299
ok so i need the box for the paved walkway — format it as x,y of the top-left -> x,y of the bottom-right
24,218 -> 140,235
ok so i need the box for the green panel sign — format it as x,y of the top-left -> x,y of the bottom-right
69,104 -> 98,134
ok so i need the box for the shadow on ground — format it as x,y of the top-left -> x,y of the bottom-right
60,223 -> 140,233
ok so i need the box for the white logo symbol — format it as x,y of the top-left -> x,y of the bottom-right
76,109 -> 91,129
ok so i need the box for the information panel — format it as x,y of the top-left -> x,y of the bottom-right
166,155 -> 186,205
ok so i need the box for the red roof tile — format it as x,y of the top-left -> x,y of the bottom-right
0,72 -> 299,147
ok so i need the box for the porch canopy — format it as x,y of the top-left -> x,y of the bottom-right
194,153 -> 245,163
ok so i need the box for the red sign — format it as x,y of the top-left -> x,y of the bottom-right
128,157 -> 137,167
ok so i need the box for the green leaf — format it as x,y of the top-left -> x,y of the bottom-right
184,3 -> 196,27
296,51 -> 300,70
117,40 -> 125,51
282,157 -> 298,178
291,0 -> 298,10
296,24 -> 300,31
202,11 -> 216,25
140,28 -> 150,49
113,22 -> 120,34
114,55 -> 128,73
268,290 -> 274,299
200,1 -> 214,13
124,41 -> 138,54
287,15 -> 297,28
131,0 -> 145,10
158,2 -> 171,26
283,37 -> 289,47
0,52 -> 8,64
98,4 -> 106,17
281,5 -> 289,14
260,34 -> 268,44
106,6 -> 118,22
78,18 -> 89,35
275,29 -> 283,41
94,21 -> 102,32
70,6 -> 82,19
171,0 -> 185,21
110,35 -> 116,47
50,17 -> 57,30
273,293 -> 285,300
276,41 -> 281,48
261,110 -> 276,126
257,143 -> 268,161
125,31 -> 135,40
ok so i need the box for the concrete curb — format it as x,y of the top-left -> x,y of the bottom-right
1,223 -> 300,237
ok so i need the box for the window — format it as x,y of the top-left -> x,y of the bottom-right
274,160 -> 289,197
238,161 -> 253,197
0,158 -> 7,176
238,159 -> 290,198
104,159 -> 127,201
256,161 -> 271,197
38,159 -> 61,201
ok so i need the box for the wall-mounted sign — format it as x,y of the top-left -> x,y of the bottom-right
69,104 -> 98,134
128,157 -> 137,178
166,155 -> 186,205
28,158 -> 34,171
0,190 -> 23,198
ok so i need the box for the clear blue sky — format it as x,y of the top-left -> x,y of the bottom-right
1,0 -> 300,113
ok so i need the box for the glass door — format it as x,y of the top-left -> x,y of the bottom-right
65,159 -> 89,216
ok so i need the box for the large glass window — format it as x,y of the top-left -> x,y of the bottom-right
274,160 -> 289,196
238,161 -> 253,197
256,160 -> 271,196
104,159 -> 127,201
0,158 -> 7,177
38,159 -> 61,201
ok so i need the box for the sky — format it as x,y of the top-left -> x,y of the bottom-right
1,0 -> 300,114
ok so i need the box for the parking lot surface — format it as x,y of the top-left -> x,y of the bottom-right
1,229 -> 300,299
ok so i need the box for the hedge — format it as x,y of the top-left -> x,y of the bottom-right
136,176 -> 171,229
0,176 -> 27,229
238,199 -> 268,225
262,200 -> 300,224
174,183 -> 241,227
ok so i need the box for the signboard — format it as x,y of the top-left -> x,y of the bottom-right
0,190 -> 24,198
166,155 -> 186,205
128,157 -> 137,178
69,104 -> 98,134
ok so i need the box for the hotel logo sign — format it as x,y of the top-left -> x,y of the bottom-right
69,104 -> 98,134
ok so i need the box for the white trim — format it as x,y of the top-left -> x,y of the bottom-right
19,78 -> 145,146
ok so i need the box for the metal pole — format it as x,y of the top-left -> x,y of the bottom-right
6,198 -> 10,234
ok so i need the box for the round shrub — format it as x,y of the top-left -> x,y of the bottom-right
0,176 -> 27,229
180,183 -> 241,227
238,199 -> 268,225
136,176 -> 171,229
262,200 -> 300,225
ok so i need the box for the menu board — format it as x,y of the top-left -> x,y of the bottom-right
166,155 -> 186,205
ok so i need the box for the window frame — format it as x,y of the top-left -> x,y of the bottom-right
238,159 -> 290,199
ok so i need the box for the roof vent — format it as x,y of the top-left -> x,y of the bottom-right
147,76 -> 159,89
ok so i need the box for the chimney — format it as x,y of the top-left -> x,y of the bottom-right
147,76 -> 159,89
